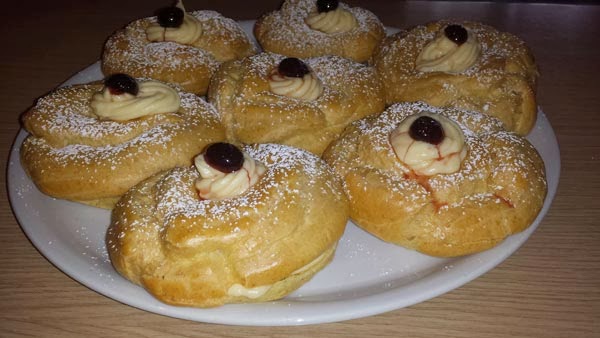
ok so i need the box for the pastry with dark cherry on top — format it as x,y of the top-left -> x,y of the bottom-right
371,20 -> 538,135
101,0 -> 256,96
20,74 -> 225,209
254,0 -> 385,62
107,142 -> 349,307
208,53 -> 385,155
322,102 -> 547,257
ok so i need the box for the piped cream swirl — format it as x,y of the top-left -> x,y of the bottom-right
146,1 -> 203,45
390,113 -> 467,176
91,80 -> 181,122
416,28 -> 481,74
194,152 -> 266,200
269,72 -> 323,101
305,7 -> 358,34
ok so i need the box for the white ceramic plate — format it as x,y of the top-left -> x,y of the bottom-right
7,21 -> 560,326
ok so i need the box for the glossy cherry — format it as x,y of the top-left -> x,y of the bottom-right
409,116 -> 445,145
204,142 -> 244,173
317,0 -> 339,13
157,6 -> 185,28
278,58 -> 310,78
444,24 -> 469,45
104,73 -> 139,96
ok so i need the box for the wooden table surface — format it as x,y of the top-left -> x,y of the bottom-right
1,1 -> 598,337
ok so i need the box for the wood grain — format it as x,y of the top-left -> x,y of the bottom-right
1,1 -> 598,337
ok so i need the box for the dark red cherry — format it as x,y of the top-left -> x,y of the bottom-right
156,6 -> 184,28
105,73 -> 139,96
409,116 -> 445,145
278,58 -> 310,78
444,24 -> 469,45
317,0 -> 339,13
204,142 -> 244,173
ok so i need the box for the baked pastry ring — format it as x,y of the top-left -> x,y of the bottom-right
371,20 -> 538,135
322,102 -> 547,257
107,143 -> 349,307
254,0 -> 385,62
208,52 -> 385,155
20,77 -> 225,209
102,5 -> 256,96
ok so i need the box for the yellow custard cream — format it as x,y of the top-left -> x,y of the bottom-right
146,1 -> 203,44
305,7 -> 358,34
227,284 -> 271,299
225,246 -> 334,299
194,152 -> 266,200
416,27 -> 481,73
91,80 -> 180,121
390,113 -> 467,176
269,72 -> 323,101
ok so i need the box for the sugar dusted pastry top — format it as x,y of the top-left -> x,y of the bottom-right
372,20 -> 538,135
107,143 -> 349,307
208,52 -> 385,155
20,77 -> 225,208
323,102 -> 547,257
375,20 -> 537,84
102,8 -> 256,95
254,0 -> 385,62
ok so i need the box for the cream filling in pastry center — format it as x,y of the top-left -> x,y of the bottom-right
194,152 -> 266,200
226,245 -> 335,299
227,284 -> 271,299
416,30 -> 481,73
146,1 -> 203,45
269,72 -> 323,101
91,80 -> 181,122
305,7 -> 358,34
389,113 -> 467,176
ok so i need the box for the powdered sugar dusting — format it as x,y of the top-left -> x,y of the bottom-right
20,80 -> 224,202
376,20 -> 534,81
325,102 -> 546,210
25,82 -> 217,148
101,10 -> 255,93
373,20 -> 538,134
210,52 -> 384,154
24,82 -> 219,151
255,0 -> 384,61
111,143 -> 344,246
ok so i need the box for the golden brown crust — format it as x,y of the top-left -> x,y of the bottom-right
107,143 -> 349,307
254,0 -> 385,62
371,20 -> 538,135
208,52 -> 385,155
20,82 -> 226,209
101,11 -> 256,96
322,102 -> 547,257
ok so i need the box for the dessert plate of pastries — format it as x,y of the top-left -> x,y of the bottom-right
8,0 -> 559,326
